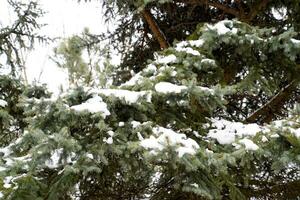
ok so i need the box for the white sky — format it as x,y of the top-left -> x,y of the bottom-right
1,0 -> 106,92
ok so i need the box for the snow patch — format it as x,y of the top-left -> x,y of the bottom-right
86,153 -> 94,159
45,148 -> 63,169
238,138 -> 259,151
175,46 -> 200,56
261,136 -> 268,142
155,82 -> 187,94
3,176 -> 13,188
208,119 -> 263,145
71,95 -> 110,118
189,39 -> 204,47
0,99 -> 7,107
143,64 -> 157,74
103,137 -> 113,144
140,126 -> 199,157
291,38 -> 300,44
156,54 -> 177,64
131,121 -> 141,128
120,72 -> 143,87
207,20 -> 238,35
0,146 -> 12,157
201,58 -> 216,65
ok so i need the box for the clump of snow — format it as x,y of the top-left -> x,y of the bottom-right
270,119 -> 300,137
261,136 -> 268,142
175,46 -> 200,56
289,128 -> 300,137
205,148 -> 213,154
140,126 -> 199,157
208,119 -> 263,145
103,137 -> 113,144
207,20 -> 238,35
0,146 -> 12,157
176,41 -> 188,48
201,58 -> 216,65
209,131 -> 236,145
238,138 -> 259,151
3,174 -> 27,189
137,132 -> 144,140
0,166 -> 7,172
143,64 -> 157,74
131,121 -> 141,128
119,122 -> 125,127
120,72 -> 143,87
271,8 -> 287,20
45,148 -> 63,169
96,89 -> 152,104
0,99 -> 7,107
291,38 -> 300,44
71,95 -> 110,118
155,82 -> 187,94
196,86 -> 215,94
3,176 -> 13,188
176,39 -> 205,48
103,130 -> 114,144
189,39 -> 204,47
270,134 -> 280,138
108,130 -> 114,137
156,54 -> 177,64
86,153 -> 94,159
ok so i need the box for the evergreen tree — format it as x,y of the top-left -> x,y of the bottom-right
0,0 -> 47,78
1,0 -> 300,200
90,0 -> 300,78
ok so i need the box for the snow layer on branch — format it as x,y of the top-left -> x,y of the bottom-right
238,138 -> 259,151
0,99 -> 7,107
291,38 -> 300,44
120,72 -> 143,87
176,39 -> 205,48
208,119 -> 262,147
155,82 -> 187,94
0,146 -> 12,157
189,39 -> 204,47
156,54 -> 177,64
201,58 -> 216,65
272,119 -> 300,137
175,45 -> 200,56
71,95 -> 110,118
140,126 -> 199,157
196,86 -> 215,94
95,89 -> 152,104
206,20 -> 238,35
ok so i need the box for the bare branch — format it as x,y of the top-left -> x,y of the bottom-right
245,80 -> 298,124
246,0 -> 269,22
207,1 -> 240,17
141,9 -> 169,49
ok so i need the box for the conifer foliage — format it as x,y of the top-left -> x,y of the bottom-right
1,0 -> 300,199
